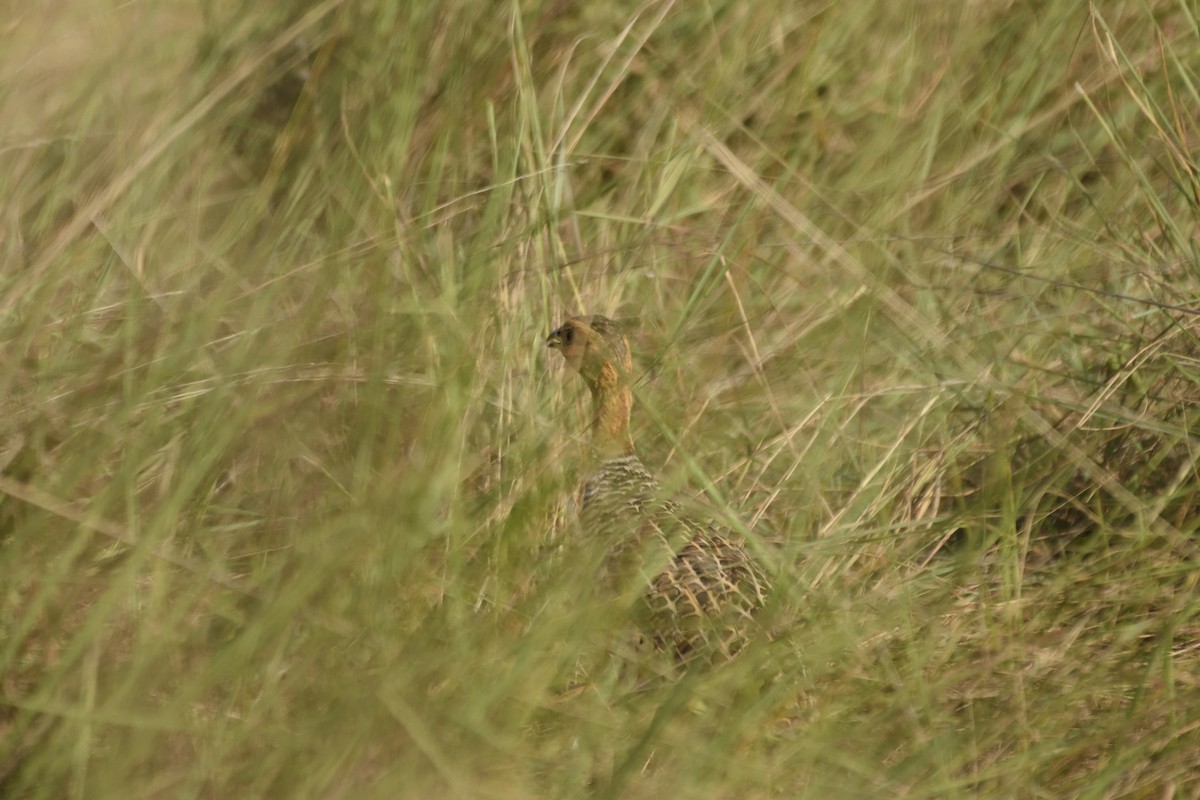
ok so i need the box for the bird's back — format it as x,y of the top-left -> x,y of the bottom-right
581,453 -> 769,662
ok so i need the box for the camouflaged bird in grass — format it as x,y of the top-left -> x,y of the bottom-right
546,315 -> 769,663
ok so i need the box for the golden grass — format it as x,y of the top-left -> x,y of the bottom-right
2,1 -> 1199,797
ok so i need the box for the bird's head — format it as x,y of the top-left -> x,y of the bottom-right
546,315 -> 632,391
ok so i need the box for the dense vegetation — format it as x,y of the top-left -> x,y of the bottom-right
3,1 -> 1199,796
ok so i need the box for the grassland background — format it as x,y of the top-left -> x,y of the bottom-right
3,0 -> 1200,797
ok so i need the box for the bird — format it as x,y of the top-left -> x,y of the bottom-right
546,315 -> 769,663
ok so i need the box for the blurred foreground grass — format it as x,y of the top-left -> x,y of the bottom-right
2,1 -> 1200,797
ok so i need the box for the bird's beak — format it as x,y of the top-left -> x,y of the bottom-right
546,330 -> 563,349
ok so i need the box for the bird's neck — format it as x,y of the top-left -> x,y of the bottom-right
589,363 -> 635,458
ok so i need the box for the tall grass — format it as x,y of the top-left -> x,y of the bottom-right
2,1 -> 1199,796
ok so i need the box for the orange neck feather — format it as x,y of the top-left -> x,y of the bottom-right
589,362 -> 635,457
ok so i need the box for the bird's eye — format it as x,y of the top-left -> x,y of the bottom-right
563,327 -> 574,344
